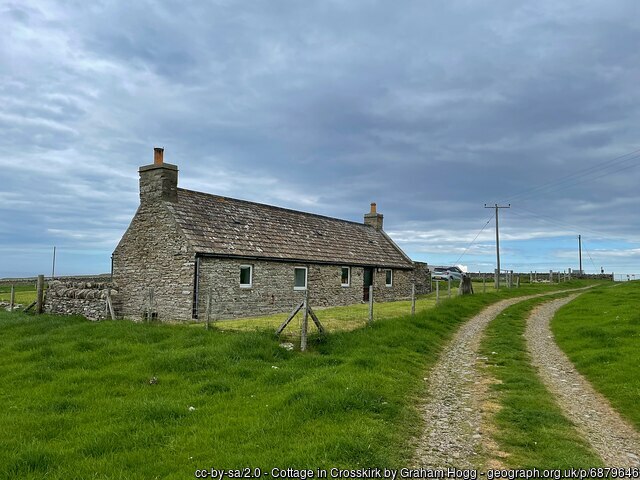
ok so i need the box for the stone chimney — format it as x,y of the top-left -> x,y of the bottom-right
139,147 -> 178,202
364,202 -> 384,231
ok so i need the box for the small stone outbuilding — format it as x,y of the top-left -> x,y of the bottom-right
112,148 -> 428,321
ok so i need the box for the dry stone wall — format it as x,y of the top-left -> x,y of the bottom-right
45,280 -> 119,321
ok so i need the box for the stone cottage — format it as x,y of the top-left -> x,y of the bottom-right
112,148 -> 428,321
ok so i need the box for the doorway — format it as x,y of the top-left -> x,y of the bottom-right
363,267 -> 374,301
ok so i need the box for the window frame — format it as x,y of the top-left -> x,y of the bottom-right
239,264 -> 253,288
341,266 -> 351,287
385,269 -> 393,287
294,266 -> 308,291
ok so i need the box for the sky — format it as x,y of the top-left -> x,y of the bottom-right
1,0 -> 640,278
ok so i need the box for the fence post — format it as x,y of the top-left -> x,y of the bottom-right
301,289 -> 309,351
10,285 -> 15,312
147,287 -> 154,322
411,283 -> 416,316
549,270 -> 553,283
36,275 -> 44,314
368,285 -> 374,324
568,268 -> 572,281
205,287 -> 212,330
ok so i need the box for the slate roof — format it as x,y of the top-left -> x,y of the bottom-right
166,188 -> 414,269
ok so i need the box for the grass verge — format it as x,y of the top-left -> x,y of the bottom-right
479,295 -> 603,467
552,282 -> 640,430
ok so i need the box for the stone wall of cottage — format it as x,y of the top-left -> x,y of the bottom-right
44,280 -> 119,321
112,201 -> 195,321
196,257 -> 415,320
414,261 -> 431,295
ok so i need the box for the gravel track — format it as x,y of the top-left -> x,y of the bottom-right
413,295 -> 538,467
525,295 -> 640,467
412,287 -> 594,468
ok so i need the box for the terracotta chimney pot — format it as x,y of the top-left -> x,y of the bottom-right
154,147 -> 164,165
370,202 -> 377,214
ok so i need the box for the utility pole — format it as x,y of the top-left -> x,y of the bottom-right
484,203 -> 510,289
51,246 -> 56,279
578,235 -> 583,274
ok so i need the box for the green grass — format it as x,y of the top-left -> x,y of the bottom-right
0,283 -> 37,305
0,280 -> 603,477
479,295 -> 603,468
218,294 -> 438,336
552,282 -> 640,430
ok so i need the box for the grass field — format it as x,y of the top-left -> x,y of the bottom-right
552,282 -> 640,430
0,279 -> 604,477
479,295 -> 602,468
0,283 -> 37,305
218,294 -> 439,336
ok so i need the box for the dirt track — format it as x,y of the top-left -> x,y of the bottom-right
525,295 -> 640,467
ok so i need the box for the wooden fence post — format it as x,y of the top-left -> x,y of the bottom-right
411,283 -> 416,316
301,289 -> 309,351
10,285 -> 15,312
147,287 -> 154,322
368,285 -> 374,324
105,289 -> 116,320
36,275 -> 44,314
205,287 -> 212,330
436,280 -> 440,305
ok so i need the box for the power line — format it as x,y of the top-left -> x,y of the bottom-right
501,147 -> 640,204
453,213 -> 494,265
510,206 -> 618,241
581,239 -> 599,273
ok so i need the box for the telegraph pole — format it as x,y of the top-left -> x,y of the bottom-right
578,235 -> 582,274
484,203 -> 510,289
52,246 -> 57,279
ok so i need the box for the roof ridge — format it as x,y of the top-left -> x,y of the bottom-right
177,188 -> 375,229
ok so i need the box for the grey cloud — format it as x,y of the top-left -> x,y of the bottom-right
2,0 -> 640,276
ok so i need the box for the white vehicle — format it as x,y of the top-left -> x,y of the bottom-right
431,266 -> 464,281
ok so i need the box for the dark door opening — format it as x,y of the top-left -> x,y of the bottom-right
363,267 -> 374,301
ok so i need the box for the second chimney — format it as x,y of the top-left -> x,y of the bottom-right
364,202 -> 384,231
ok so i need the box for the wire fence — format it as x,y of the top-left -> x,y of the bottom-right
613,273 -> 640,282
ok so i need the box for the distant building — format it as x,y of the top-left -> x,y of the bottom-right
112,148 -> 429,321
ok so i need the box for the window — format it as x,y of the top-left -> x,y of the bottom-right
240,265 -> 252,288
294,267 -> 307,290
385,269 -> 393,287
341,267 -> 350,287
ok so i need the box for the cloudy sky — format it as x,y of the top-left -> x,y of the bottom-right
2,0 -> 640,278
